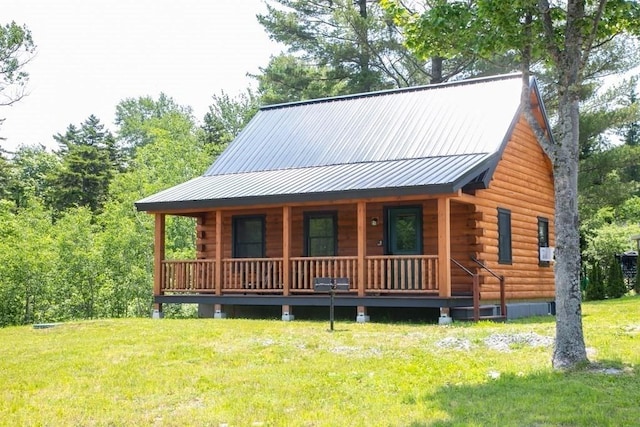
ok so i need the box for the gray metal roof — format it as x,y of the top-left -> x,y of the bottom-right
136,73 -> 532,212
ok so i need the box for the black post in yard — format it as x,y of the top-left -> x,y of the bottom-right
330,289 -> 335,331
314,277 -> 350,332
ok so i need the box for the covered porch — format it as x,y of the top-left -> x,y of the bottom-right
151,193 -> 502,321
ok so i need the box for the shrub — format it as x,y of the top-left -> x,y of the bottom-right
585,262 -> 606,301
606,256 -> 627,299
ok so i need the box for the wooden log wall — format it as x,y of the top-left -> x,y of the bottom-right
469,115 -> 556,301
195,199 -> 481,295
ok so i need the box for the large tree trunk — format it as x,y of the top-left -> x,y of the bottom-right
553,98 -> 588,368
551,65 -> 588,369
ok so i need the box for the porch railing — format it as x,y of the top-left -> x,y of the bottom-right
160,255 -> 440,294
222,258 -> 283,292
290,256 -> 358,292
365,255 -> 438,292
161,260 -> 216,293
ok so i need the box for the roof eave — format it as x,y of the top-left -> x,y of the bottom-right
134,183 -> 461,213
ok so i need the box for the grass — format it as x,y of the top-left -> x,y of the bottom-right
0,297 -> 638,426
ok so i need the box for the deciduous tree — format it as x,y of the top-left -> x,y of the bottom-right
201,90 -> 259,146
0,21 -> 35,133
385,0 -> 640,369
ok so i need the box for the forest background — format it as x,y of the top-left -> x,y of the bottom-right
1,0 -> 639,326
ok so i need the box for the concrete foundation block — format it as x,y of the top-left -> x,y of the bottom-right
438,314 -> 453,325
281,313 -> 295,321
356,313 -> 370,323
214,310 -> 227,319
152,309 -> 163,319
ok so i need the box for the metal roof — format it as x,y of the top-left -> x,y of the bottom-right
136,73 -> 532,212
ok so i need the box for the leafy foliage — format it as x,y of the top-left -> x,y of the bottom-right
0,21 -> 35,131
0,91 -> 216,325
255,0 -> 477,103
115,93 -> 192,153
201,90 -> 259,145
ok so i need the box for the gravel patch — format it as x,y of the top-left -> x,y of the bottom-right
435,336 -> 472,351
484,332 -> 553,352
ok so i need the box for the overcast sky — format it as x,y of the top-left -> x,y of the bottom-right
1,0 -> 281,152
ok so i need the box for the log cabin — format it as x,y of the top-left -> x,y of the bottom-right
135,73 -> 556,322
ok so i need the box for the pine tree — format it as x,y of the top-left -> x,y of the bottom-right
47,116 -> 122,215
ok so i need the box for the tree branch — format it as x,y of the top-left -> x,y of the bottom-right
537,0 -> 562,64
580,0 -> 608,71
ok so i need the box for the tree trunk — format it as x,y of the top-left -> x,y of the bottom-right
431,57 -> 443,84
552,77 -> 588,369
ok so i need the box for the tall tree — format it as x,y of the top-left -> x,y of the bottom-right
201,90 -> 259,146
258,0 -> 394,94
385,0 -> 640,369
5,144 -> 60,208
257,0 -> 482,102
0,21 -> 35,133
114,93 -> 192,153
48,115 -> 121,215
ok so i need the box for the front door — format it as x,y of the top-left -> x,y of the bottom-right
386,207 -> 422,289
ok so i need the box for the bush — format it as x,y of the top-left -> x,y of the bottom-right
606,256 -> 627,299
585,263 -> 606,301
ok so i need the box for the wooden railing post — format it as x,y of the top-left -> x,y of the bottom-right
283,206 -> 291,297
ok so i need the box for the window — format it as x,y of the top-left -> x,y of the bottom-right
498,208 -> 512,264
304,212 -> 337,256
538,217 -> 550,265
232,215 -> 265,258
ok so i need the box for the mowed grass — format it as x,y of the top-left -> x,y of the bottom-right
1,298 -> 638,426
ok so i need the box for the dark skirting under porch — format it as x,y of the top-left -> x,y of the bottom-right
155,294 -> 474,309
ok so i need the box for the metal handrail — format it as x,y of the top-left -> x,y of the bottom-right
451,258 -> 481,321
471,257 -> 506,319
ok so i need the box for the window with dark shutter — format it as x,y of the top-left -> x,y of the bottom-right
498,208 -> 512,264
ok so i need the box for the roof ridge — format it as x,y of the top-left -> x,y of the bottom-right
260,72 -> 523,111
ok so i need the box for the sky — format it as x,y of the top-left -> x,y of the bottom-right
1,0 -> 282,152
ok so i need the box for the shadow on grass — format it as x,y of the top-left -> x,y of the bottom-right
405,361 -> 638,426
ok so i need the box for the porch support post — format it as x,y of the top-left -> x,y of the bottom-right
438,198 -> 453,324
438,197 -> 452,298
153,213 -> 165,318
215,210 -> 223,296
214,210 -> 226,318
282,206 -> 294,321
356,201 -> 369,322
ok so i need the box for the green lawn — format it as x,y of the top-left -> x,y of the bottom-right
1,297 -> 638,426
